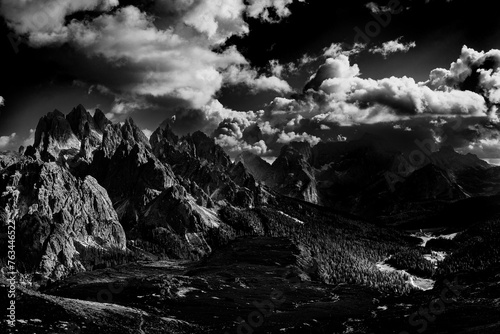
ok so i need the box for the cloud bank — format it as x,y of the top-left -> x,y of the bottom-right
207,46 -> 500,160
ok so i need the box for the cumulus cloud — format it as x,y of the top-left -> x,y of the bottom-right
171,99 -> 260,135
304,55 -> 361,94
1,2 -> 294,122
66,7 -> 251,110
0,0 -> 118,40
0,96 -> 4,107
323,42 -> 366,58
369,37 -> 416,58
365,2 -> 395,13
268,59 -> 299,78
0,133 -> 16,150
224,65 -> 293,93
208,46 -> 498,159
302,53 -> 487,126
213,116 -> 269,156
246,0 -> 305,22
180,0 -> 249,44
277,131 -> 320,146
427,46 -> 500,113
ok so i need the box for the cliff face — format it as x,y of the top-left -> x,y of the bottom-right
0,159 -> 126,279
150,124 -> 260,208
33,109 -> 81,162
141,185 -> 222,259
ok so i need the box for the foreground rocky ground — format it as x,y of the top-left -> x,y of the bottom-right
2,236 -> 500,334
2,237 -> 381,333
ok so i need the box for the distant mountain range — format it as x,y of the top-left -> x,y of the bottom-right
239,131 -> 500,225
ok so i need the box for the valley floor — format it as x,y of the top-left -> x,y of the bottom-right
2,236 -> 500,334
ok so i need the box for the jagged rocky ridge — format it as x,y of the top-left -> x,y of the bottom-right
1,105 -> 268,280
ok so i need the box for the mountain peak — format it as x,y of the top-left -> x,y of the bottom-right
151,122 -> 179,147
66,104 -> 97,140
189,131 -> 231,168
93,109 -> 111,132
33,109 -> 77,154
120,118 -> 151,150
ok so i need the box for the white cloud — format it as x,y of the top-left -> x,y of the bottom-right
269,59 -> 285,78
184,99 -> 260,135
216,135 -> 268,155
246,0 -> 305,22
2,2 -> 295,122
323,42 -> 366,58
303,54 -> 488,125
369,37 -> 416,58
425,45 -> 500,121
224,65 -> 292,94
0,133 -> 17,150
0,96 -> 4,107
66,7 -> 251,110
0,0 -> 118,39
213,116 -> 269,155
365,2 -> 392,14
277,131 -> 320,146
216,47 -> 499,160
181,0 -> 249,44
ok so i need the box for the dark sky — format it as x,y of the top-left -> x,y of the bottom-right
1,0 -> 500,162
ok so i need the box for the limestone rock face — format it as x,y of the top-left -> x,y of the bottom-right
66,104 -> 100,145
0,152 -> 21,170
235,151 -> 274,184
89,119 -> 177,233
0,160 -> 126,279
272,143 -> 320,204
93,109 -> 112,132
33,109 -> 80,161
33,105 -> 108,167
238,143 -> 320,205
150,124 -> 259,207
141,185 -> 221,259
